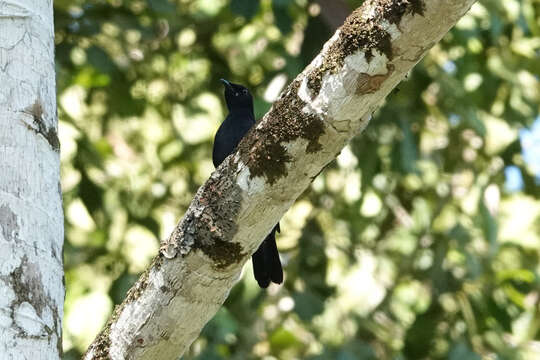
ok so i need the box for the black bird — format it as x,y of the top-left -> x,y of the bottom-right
213,79 -> 283,288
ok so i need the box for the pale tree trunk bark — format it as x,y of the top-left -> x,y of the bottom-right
84,0 -> 476,359
0,0 -> 63,359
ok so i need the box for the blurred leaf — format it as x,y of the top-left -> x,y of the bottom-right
193,348 -> 223,360
86,46 -> 117,74
397,118 -> 419,174
78,174 -> 103,215
463,108 -> 486,136
74,66 -> 110,88
404,303 -> 442,358
448,342 -> 481,360
450,223 -> 471,245
108,79 -> 145,116
479,199 -> 498,255
110,272 -> 138,305
254,98 -> 272,120
273,0 -> 293,6
300,15 -> 332,66
230,0 -> 260,20
148,0 -> 176,15
62,349 -> 82,360
272,4 -> 293,34
292,291 -> 325,321
337,350 -> 361,360
202,308 -> 239,343
486,297 -> 512,332
270,327 -> 300,351
340,342 -> 377,360
351,135 -> 380,194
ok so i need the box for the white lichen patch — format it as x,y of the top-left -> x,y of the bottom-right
0,280 -> 15,327
362,2 -> 379,21
299,68 -> 363,124
345,50 -> 389,75
298,47 -> 392,127
0,309 -> 12,328
297,78 -> 319,111
0,278 -> 16,305
178,235 -> 193,256
380,20 -> 402,40
161,243 -> 178,259
148,269 -> 168,300
236,160 -> 265,195
300,46 -> 398,130
14,302 -> 43,336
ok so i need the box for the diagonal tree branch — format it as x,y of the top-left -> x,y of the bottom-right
83,1 -> 476,359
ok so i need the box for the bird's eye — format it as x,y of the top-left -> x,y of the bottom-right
243,89 -> 248,94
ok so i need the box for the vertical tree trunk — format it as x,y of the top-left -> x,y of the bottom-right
0,0 -> 63,358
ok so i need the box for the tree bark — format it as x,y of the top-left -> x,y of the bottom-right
84,0 -> 476,359
0,0 -> 63,358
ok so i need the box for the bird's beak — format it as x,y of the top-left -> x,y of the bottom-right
220,78 -> 234,92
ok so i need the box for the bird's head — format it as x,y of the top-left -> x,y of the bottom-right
220,79 -> 253,111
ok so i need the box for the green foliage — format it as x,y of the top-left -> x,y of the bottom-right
231,0 -> 261,19
56,0 -> 540,358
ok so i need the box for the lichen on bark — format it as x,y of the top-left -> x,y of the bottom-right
238,79 -> 326,185
306,0 -> 425,95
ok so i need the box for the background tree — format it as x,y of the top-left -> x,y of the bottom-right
0,0 -> 63,358
55,0 -> 540,359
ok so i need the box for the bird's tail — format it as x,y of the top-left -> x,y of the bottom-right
252,224 -> 283,288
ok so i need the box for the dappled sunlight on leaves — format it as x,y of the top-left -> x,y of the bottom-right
56,0 -> 540,359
